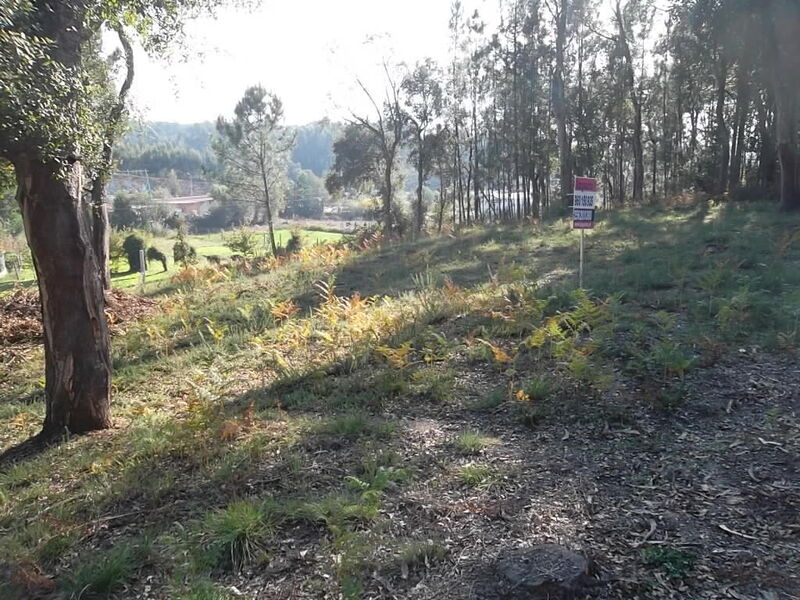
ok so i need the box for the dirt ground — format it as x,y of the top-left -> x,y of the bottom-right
176,350 -> 798,600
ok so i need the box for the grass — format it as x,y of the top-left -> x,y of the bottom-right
398,540 -> 448,571
318,413 -> 396,438
640,546 -> 697,579
453,429 -> 498,455
0,228 -> 344,293
199,500 -> 275,571
62,539 -> 150,598
521,375 -> 556,401
2,200 -> 800,597
456,462 -> 494,487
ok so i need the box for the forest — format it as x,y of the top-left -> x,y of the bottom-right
0,1 -> 799,599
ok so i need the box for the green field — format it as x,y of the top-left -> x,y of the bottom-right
0,228 -> 344,293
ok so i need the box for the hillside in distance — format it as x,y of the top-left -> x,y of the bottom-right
116,120 -> 340,178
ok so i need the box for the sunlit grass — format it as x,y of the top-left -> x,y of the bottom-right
453,430 -> 499,455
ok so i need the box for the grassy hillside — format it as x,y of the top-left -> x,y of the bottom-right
1,200 -> 799,599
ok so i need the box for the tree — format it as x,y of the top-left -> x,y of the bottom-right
173,218 -> 197,267
766,0 -> 800,210
329,69 -> 406,237
546,0 -> 574,208
403,59 -> 443,234
326,123 -> 381,201
614,0 -> 645,204
91,23 -> 134,291
214,86 -> 293,256
0,0 -> 231,438
286,169 -> 327,218
291,119 -> 341,176
110,192 -> 141,229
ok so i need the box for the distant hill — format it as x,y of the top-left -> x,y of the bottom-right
115,122 -> 216,177
115,120 -> 341,179
291,119 -> 341,177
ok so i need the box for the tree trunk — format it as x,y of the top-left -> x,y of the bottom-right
416,130 -> 424,234
553,0 -> 572,208
616,2 -> 644,204
383,161 -> 393,237
91,187 -> 111,289
777,141 -> 799,210
770,0 -> 800,210
91,26 -> 135,290
259,162 -> 279,256
714,55 -> 730,194
15,158 -> 111,435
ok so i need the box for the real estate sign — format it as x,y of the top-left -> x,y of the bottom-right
572,177 -> 597,229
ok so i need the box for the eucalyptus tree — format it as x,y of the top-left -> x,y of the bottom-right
214,86 -> 293,256
545,0 -> 574,208
0,0 -> 237,438
613,0 -> 646,204
402,59 -> 443,234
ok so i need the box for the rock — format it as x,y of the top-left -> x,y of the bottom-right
495,544 -> 595,598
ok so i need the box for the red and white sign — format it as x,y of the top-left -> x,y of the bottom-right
572,176 -> 597,229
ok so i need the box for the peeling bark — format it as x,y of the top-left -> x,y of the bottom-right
15,158 -> 112,435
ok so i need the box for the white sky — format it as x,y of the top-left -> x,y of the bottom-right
128,0 -> 485,126
125,0 -> 629,126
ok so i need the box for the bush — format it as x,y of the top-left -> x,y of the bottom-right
122,232 -> 149,272
146,246 -> 168,272
173,219 -> 197,268
284,228 -> 303,254
225,228 -> 259,258
109,230 -> 125,264
192,203 -> 248,233
174,239 -> 197,268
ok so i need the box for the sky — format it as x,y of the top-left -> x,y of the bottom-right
127,0 -> 490,126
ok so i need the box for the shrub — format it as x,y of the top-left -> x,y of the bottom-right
522,375 -> 556,401
173,219 -> 197,268
122,232 -> 149,272
146,247 -> 168,272
225,228 -> 259,258
109,229 -> 125,264
192,203 -> 248,233
284,228 -> 303,254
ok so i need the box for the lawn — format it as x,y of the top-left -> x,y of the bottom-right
0,228 -> 345,293
2,201 -> 799,599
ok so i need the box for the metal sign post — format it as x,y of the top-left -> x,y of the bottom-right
572,176 -> 597,289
